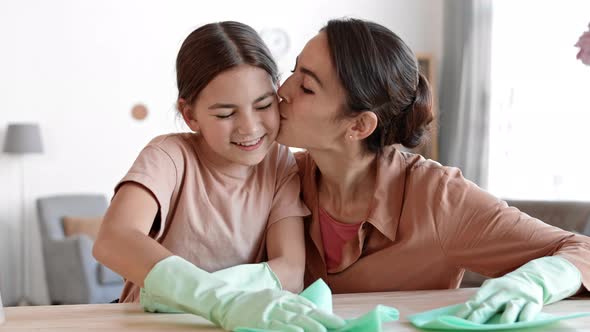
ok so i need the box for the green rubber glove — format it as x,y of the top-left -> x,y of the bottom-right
235,279 -> 400,332
143,256 -> 345,331
213,262 -> 282,291
455,256 -> 582,324
141,262 -> 282,313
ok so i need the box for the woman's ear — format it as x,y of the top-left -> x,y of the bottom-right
178,98 -> 201,132
348,111 -> 378,140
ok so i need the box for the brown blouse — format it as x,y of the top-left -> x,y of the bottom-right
296,147 -> 590,294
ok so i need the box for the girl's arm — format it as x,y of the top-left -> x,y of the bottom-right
92,182 -> 172,287
265,217 -> 306,293
98,184 -> 345,330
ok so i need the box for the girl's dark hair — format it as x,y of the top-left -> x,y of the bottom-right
176,21 -> 278,108
323,18 -> 433,154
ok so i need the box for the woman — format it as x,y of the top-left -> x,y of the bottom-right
93,21 -> 343,332
277,18 -> 590,324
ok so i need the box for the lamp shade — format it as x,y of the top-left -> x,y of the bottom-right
3,123 -> 43,154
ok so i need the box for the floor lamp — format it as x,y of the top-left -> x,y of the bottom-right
0,289 -> 4,324
3,123 -> 43,306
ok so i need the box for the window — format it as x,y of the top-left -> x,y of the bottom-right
487,0 -> 590,200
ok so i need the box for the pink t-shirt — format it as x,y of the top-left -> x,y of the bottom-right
318,207 -> 362,271
116,133 -> 310,302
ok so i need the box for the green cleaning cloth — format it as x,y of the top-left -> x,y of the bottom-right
408,303 -> 590,330
235,279 -> 399,332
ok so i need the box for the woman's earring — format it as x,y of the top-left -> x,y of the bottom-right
349,135 -> 353,139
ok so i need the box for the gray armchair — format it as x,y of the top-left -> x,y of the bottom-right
37,194 -> 123,304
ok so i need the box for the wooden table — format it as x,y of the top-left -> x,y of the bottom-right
2,288 -> 590,331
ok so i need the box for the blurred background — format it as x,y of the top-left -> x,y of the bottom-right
0,0 -> 588,306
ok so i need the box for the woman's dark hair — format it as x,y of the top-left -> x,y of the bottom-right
322,18 -> 433,154
176,21 -> 278,108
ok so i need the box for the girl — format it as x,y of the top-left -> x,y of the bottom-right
93,21 -> 343,332
277,18 -> 590,325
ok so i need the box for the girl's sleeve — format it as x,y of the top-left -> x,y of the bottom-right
115,141 -> 178,239
267,146 -> 311,228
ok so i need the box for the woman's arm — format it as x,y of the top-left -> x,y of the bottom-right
434,167 -> 590,291
265,217 -> 306,293
92,182 -> 172,287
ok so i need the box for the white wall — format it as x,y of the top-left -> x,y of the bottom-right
0,0 -> 443,305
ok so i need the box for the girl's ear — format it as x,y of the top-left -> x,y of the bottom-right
178,98 -> 201,132
347,111 -> 378,141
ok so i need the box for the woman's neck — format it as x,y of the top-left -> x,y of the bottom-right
310,147 -> 377,223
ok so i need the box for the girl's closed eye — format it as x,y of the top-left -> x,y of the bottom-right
216,112 -> 235,119
256,102 -> 273,110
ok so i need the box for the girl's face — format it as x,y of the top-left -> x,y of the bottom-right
276,32 -> 350,151
183,64 -> 279,167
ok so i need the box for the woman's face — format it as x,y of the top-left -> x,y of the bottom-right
276,32 -> 350,151
184,64 -> 279,167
